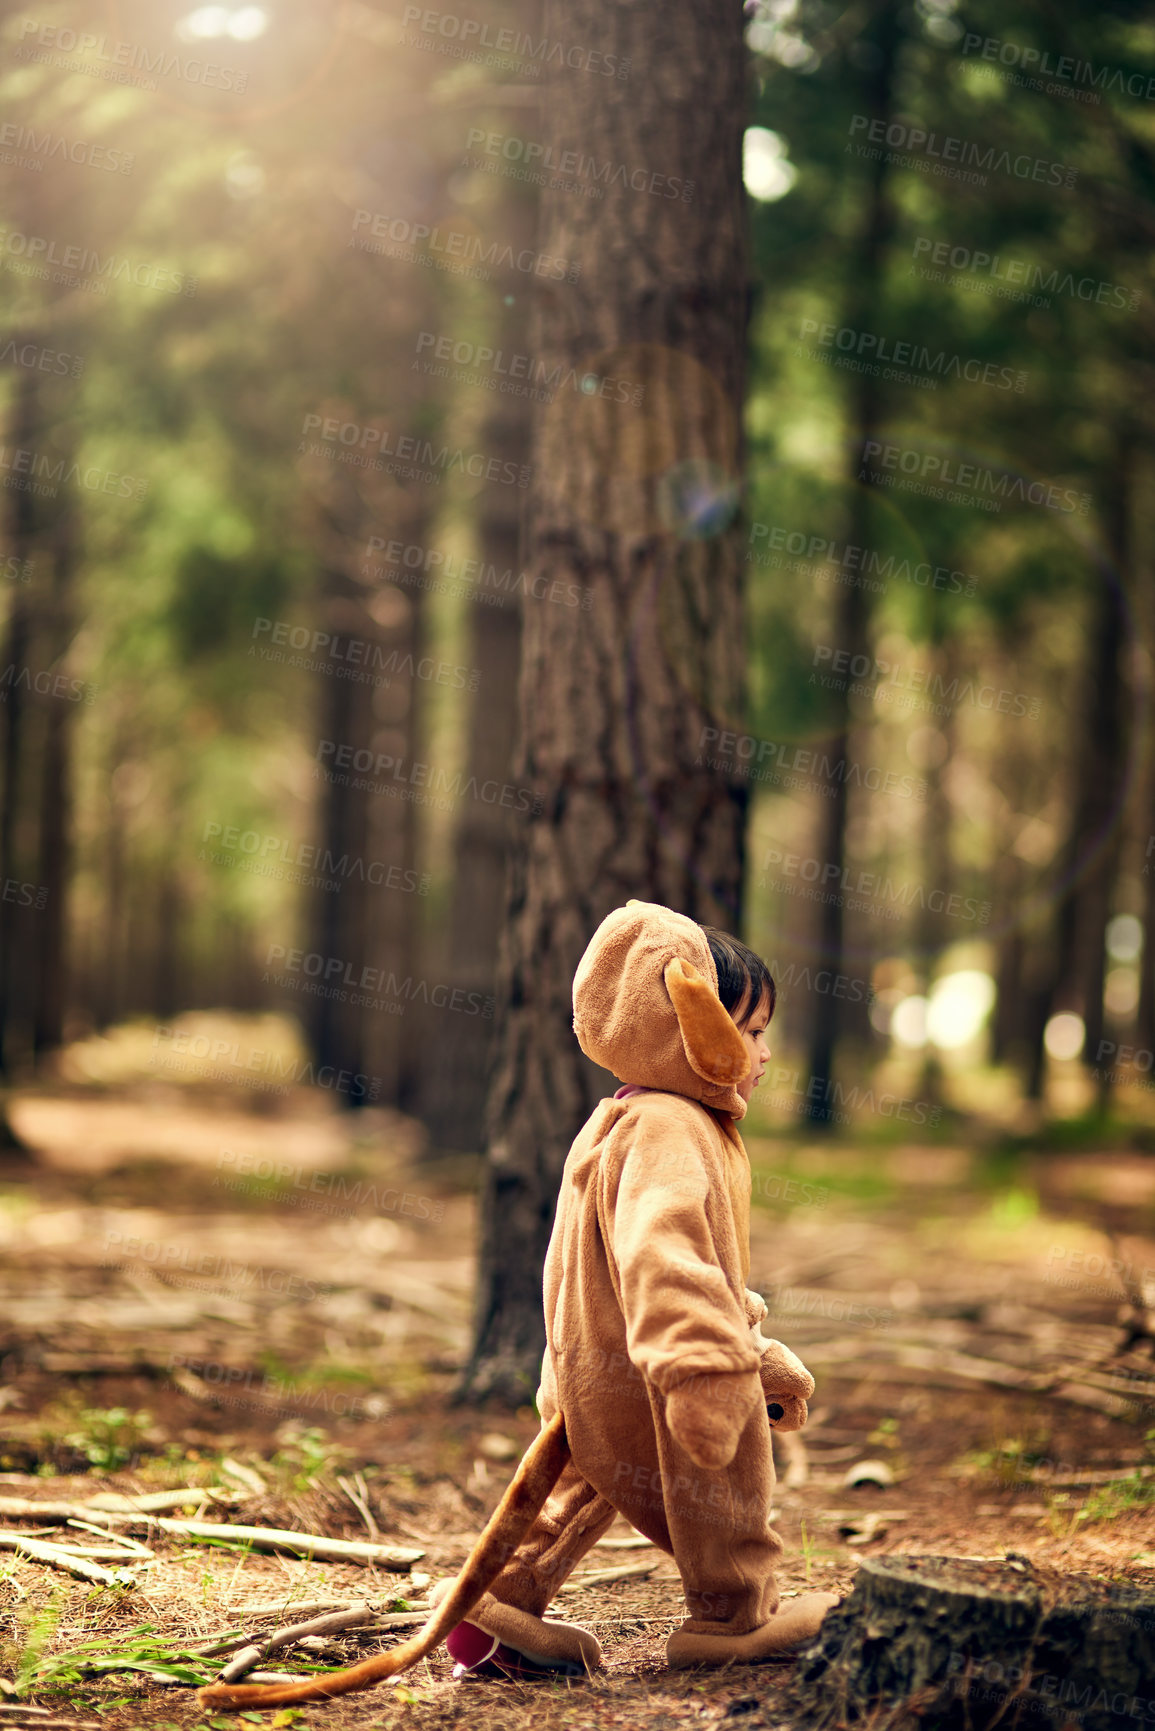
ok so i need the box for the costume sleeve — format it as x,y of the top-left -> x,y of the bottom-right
602,1110 -> 759,1396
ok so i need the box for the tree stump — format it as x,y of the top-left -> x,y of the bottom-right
791,1555 -> 1155,1731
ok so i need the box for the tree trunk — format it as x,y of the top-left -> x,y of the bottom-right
1026,430 -> 1131,1102
915,637 -> 956,1106
418,230 -> 531,1153
305,572 -> 373,1096
302,560 -> 426,1110
460,0 -> 750,1404
0,367 -> 39,1151
1082,427 -> 1134,1110
793,1554 -> 1155,1731
804,2 -> 902,1125
32,488 -> 78,1058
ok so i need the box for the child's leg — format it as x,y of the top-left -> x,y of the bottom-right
483,1455 -> 620,1615
432,1405 -> 620,1677
571,1382 -> 781,1634
651,1388 -> 783,1634
581,1386 -> 837,1660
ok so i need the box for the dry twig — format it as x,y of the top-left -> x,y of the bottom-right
0,1534 -> 133,1584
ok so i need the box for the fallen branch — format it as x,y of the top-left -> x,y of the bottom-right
230,1596 -> 371,1618
86,1488 -> 237,1514
0,1717 -> 102,1730
558,1560 -> 657,1592
143,1518 -> 423,1567
0,1488 -> 233,1523
217,1600 -> 384,1683
0,1500 -> 101,1522
41,1547 -> 154,1563
63,1521 -> 152,1556
188,1606 -> 425,1655
0,1534 -> 132,1585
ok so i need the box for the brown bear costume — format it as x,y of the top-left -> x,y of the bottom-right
450,901 -> 839,1671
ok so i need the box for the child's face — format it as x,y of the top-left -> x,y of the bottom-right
732,985 -> 773,1104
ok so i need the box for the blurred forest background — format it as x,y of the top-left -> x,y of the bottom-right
1,0 -> 1154,1374
2,10 -> 1155,1715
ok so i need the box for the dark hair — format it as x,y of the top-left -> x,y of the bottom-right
700,926 -> 776,1025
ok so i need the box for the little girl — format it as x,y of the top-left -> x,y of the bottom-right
443,900 -> 838,1677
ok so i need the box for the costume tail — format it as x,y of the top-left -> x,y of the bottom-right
196,1412 -> 571,1711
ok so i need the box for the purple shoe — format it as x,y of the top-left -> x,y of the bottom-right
445,1619 -> 586,1680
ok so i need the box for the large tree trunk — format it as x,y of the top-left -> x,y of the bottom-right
804,2 -> 902,1125
460,0 -> 750,1404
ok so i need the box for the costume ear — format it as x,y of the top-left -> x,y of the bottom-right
664,956 -> 750,1084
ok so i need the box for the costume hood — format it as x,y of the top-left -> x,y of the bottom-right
573,901 -> 750,1119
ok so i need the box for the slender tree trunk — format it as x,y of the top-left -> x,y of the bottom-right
1082,429 -> 1134,1111
153,869 -> 181,1022
98,733 -> 128,1032
460,0 -> 750,1404
418,225 -> 531,1152
373,570 -> 427,1117
1026,428 -> 1131,1103
302,558 -> 426,1108
305,574 -> 373,1097
0,368 -> 39,1147
804,1 -> 902,1124
916,639 -> 956,1106
32,490 -> 78,1057
1137,695 -> 1155,1059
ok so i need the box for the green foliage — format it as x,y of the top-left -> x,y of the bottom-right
61,1406 -> 153,1471
19,1624 -> 230,1693
270,1424 -> 343,1491
1075,1472 -> 1155,1526
798,1518 -> 816,1584
958,1431 -> 1052,1487
13,1594 -> 65,1696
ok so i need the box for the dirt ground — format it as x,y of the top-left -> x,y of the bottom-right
1,1068 -> 1154,1731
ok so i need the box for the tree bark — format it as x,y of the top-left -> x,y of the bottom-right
417,205 -> 531,1153
460,0 -> 750,1404
915,632 -> 956,1106
305,570 -> 373,1096
793,1554 -> 1155,1731
1081,426 -> 1134,1109
1025,428 -> 1131,1101
32,484 -> 78,1057
0,367 -> 40,1150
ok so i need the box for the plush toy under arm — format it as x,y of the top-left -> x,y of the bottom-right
746,1289 -> 814,1433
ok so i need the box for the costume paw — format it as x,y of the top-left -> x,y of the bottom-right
750,1331 -> 814,1433
666,1592 -> 841,1669
665,1369 -> 762,1471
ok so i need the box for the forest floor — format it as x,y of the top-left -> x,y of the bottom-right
1,1059 -> 1154,1731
